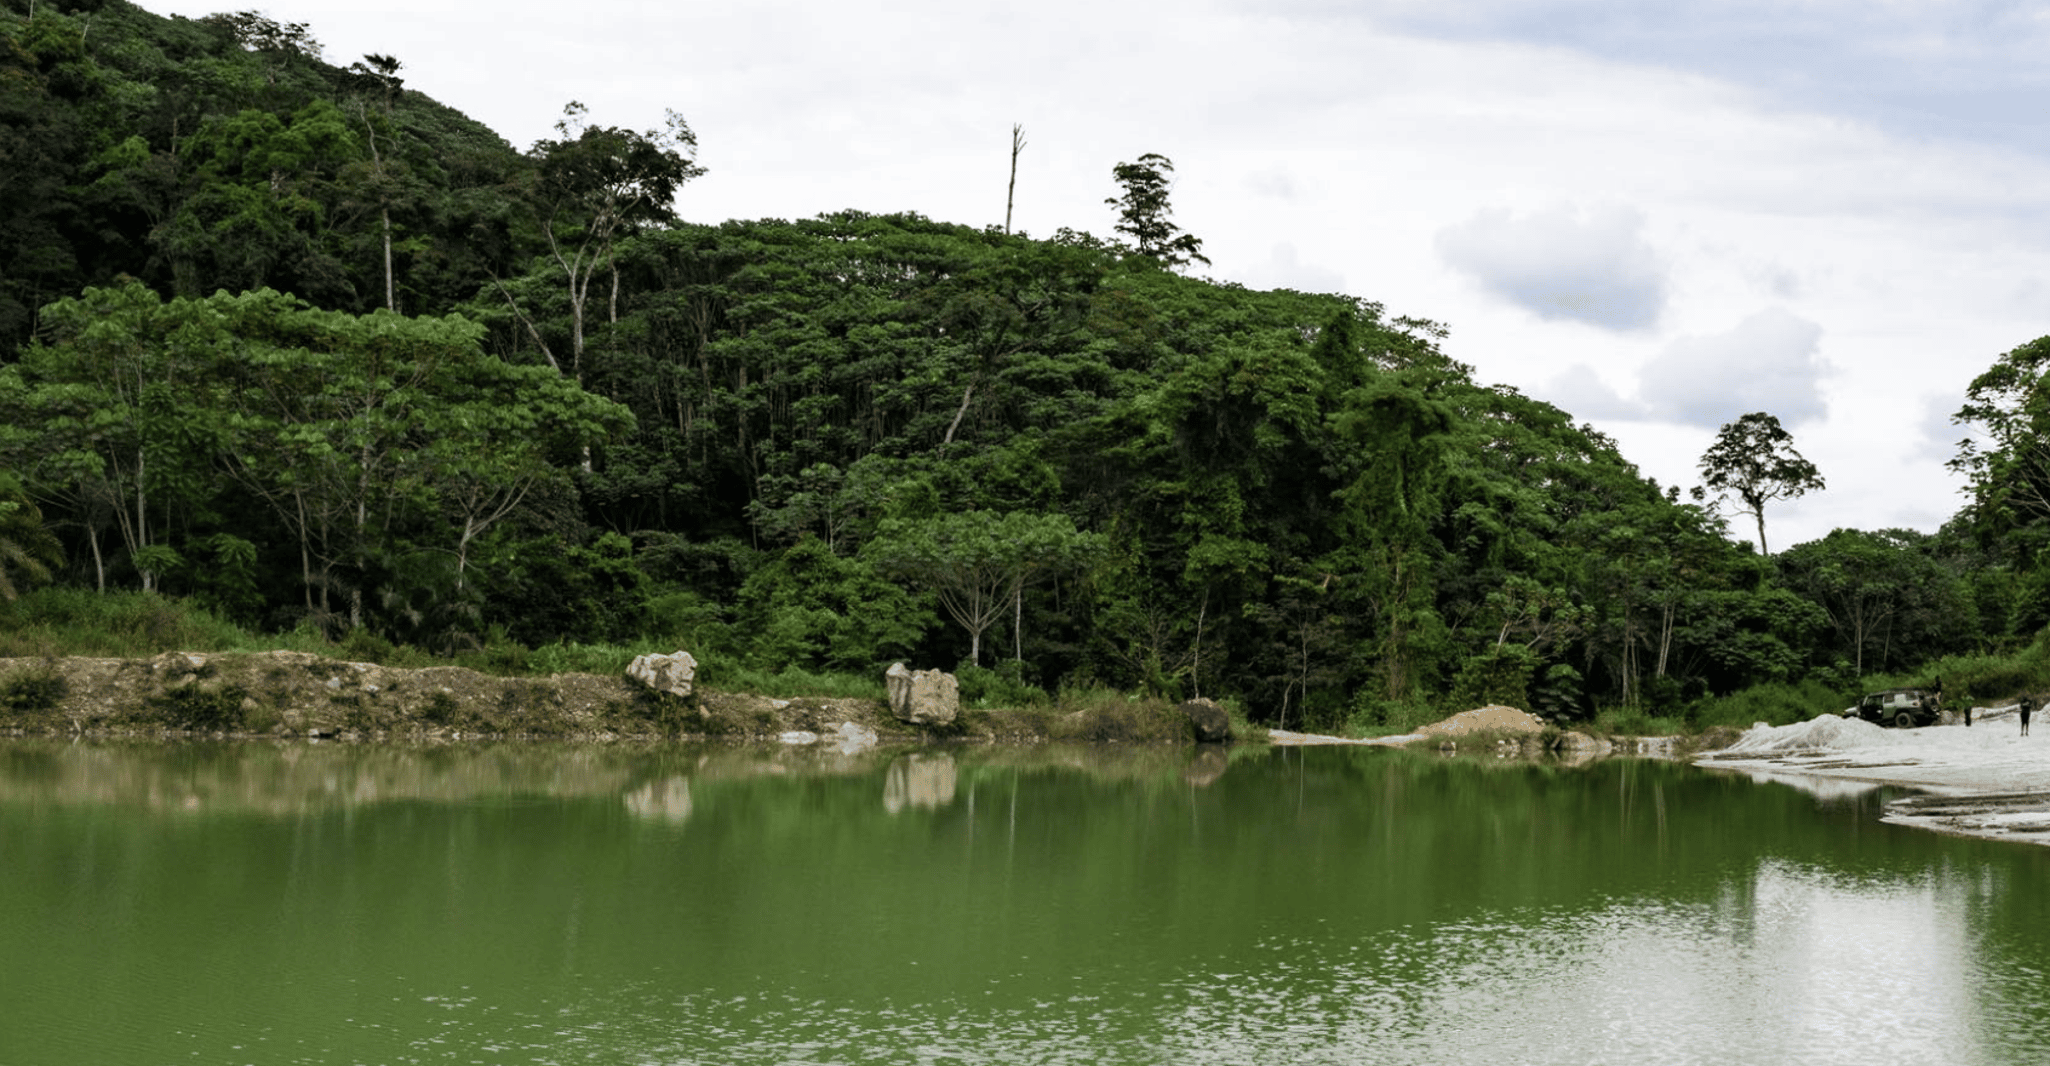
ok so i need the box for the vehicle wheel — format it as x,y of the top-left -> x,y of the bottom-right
1895,711 -> 1916,729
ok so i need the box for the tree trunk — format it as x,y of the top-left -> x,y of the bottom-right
942,379 -> 976,447
1004,124 -> 1024,234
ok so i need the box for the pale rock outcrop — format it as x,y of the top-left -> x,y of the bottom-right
885,662 -> 959,725
627,651 -> 698,698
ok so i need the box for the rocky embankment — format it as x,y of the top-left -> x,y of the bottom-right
0,651 -> 1223,744
0,650 -> 890,741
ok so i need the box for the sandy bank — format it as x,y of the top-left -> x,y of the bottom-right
1697,705 -> 2050,846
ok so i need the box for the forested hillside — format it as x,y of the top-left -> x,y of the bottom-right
3,1 -> 2043,730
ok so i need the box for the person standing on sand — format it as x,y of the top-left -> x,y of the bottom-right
2023,698 -> 2034,737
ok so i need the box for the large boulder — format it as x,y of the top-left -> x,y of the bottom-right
885,662 -> 959,725
627,651 -> 698,698
1177,698 -> 1233,744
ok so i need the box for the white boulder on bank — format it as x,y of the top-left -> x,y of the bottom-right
885,662 -> 959,725
627,651 -> 698,698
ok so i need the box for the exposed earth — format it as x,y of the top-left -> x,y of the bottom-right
1269,704 -> 1550,746
1697,705 -> 2050,847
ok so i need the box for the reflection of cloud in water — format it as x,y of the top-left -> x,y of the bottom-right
883,753 -> 956,814
1139,861 -> 1986,1066
494,863 -> 2001,1066
621,776 -> 691,823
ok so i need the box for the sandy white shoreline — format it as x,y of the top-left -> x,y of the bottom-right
1695,705 -> 2050,846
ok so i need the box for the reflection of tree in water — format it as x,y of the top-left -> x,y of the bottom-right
883,752 -> 956,814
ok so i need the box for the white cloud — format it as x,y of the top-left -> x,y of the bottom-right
1917,391 -> 1971,468
1435,204 -> 1667,330
1546,364 -> 1645,420
1639,308 -> 1828,428
1241,242 -> 1347,295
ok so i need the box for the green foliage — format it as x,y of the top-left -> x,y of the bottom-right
1689,679 -> 1849,731
734,537 -> 933,672
956,662 -> 1051,709
1449,644 -> 1540,710
0,587 -> 257,657
0,10 -> 2023,728
148,683 -> 251,732
421,690 -> 460,726
1696,411 -> 1825,555
1587,709 -> 1686,737
1105,153 -> 1208,271
867,509 -> 1102,667
0,472 -> 62,600
0,662 -> 67,714
1052,693 -> 1190,743
1345,692 -> 1444,737
690,660 -> 885,700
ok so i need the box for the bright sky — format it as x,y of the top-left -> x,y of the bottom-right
136,0 -> 2050,550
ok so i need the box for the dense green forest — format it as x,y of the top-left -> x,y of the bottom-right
4,0 -> 2048,731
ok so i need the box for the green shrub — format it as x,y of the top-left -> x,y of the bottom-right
422,691 -> 461,726
148,684 -> 251,732
1345,693 -> 1442,737
1,663 -> 68,715
695,660 -> 885,700
1689,679 -> 1847,731
1589,709 -> 1685,737
957,663 -> 1050,709
1058,699 -> 1188,743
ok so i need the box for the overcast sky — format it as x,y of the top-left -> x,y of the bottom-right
138,0 -> 2050,550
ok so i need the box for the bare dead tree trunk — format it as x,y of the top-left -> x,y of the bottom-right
1004,124 -> 1025,234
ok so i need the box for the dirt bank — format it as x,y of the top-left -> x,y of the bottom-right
0,651 -> 1211,744
1696,707 -> 2050,847
0,650 -> 906,742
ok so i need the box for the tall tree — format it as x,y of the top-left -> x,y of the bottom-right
509,101 -> 704,384
341,53 -> 408,312
1697,411 -> 1824,556
1105,153 -> 1208,271
867,509 -> 1103,667
1952,335 -> 2050,536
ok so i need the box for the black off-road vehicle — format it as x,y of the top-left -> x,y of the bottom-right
1851,688 -> 1941,729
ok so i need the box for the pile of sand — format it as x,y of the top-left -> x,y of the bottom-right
1414,704 -> 1546,738
1717,713 -> 1898,756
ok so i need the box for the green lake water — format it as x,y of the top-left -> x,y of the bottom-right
3,739 -> 2048,1065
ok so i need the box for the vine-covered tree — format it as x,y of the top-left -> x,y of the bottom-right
1697,411 -> 1825,555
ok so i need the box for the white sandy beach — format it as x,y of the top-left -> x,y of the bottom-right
1696,704 -> 2050,846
